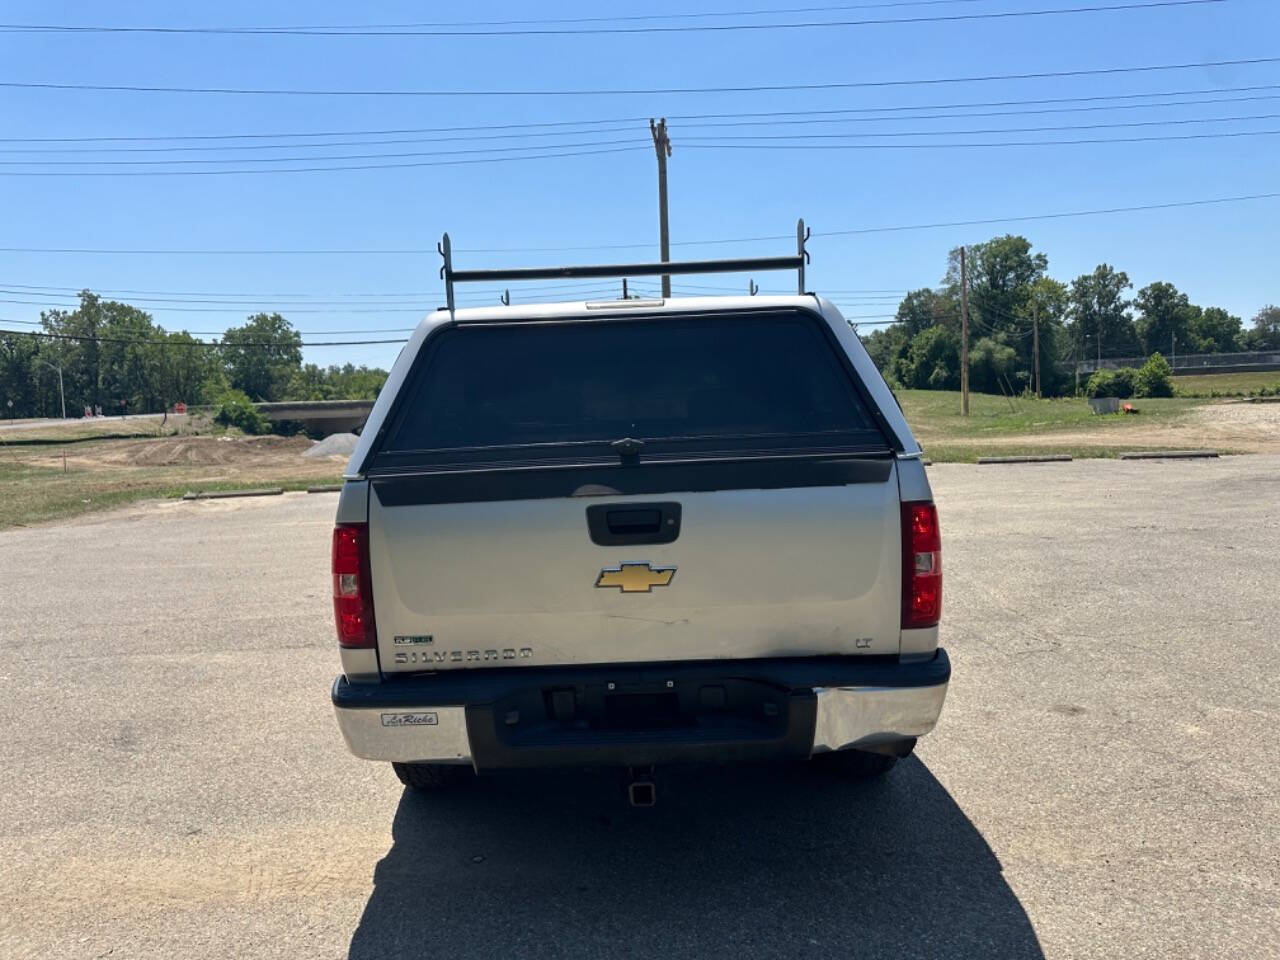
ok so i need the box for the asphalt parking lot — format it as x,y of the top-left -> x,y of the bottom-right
1,456 -> 1276,959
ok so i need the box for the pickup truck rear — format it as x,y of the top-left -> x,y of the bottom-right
330,242 -> 948,801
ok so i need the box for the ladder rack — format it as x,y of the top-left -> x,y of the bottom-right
438,219 -> 810,311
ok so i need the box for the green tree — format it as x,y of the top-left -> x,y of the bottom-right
945,235 -> 1048,330
284,362 -> 389,401
1242,305 -> 1280,351
0,333 -> 41,418
1186,307 -> 1243,354
220,313 -> 302,402
152,332 -> 218,409
944,236 -> 1063,393
1085,368 -> 1136,399
967,335 -> 1019,395
1134,282 -> 1195,357
901,326 -> 961,390
861,325 -> 910,385
1020,276 -> 1073,396
894,287 -> 958,337
41,291 -> 108,411
1135,352 -> 1174,398
96,301 -> 162,415
1069,265 -> 1137,368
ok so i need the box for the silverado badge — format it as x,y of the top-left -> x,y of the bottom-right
595,562 -> 677,593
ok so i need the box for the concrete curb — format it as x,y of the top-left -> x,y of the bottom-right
977,454 -> 1073,465
1118,450 -> 1219,460
182,487 -> 285,501
306,484 -> 343,494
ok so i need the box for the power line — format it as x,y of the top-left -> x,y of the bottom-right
680,111 -> 1280,140
2,55 -> 1275,98
686,127 -> 1280,149
0,144 -> 649,176
2,2 -> 997,33
5,126 -> 1277,177
0,279 -> 630,300
1,190 -> 1274,255
0,318 -> 418,335
0,137 -> 645,167
0,327 -> 408,347
7,83 -> 1279,146
0,2 -> 1225,38
0,297 -> 430,313
8,105 -> 1280,158
0,282 -> 434,301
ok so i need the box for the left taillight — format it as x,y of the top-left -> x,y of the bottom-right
901,501 -> 942,630
332,523 -> 376,648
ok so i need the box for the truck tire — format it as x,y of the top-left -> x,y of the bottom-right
392,762 -> 474,791
811,739 -> 915,779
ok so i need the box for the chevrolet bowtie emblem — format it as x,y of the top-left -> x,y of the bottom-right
595,562 -> 677,593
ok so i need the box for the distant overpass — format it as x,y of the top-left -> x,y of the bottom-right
254,400 -> 375,436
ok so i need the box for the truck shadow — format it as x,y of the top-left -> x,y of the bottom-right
348,757 -> 1042,959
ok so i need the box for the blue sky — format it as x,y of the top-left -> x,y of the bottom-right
1,0 -> 1277,369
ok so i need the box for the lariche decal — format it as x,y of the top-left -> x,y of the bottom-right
393,635 -> 434,646
381,712 -> 439,728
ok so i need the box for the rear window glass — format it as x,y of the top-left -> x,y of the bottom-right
380,311 -> 883,462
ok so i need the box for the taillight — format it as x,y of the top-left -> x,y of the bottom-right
332,523 -> 376,648
901,501 -> 942,629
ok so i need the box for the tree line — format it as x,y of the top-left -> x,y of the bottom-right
0,291 -> 388,419
862,235 -> 1280,397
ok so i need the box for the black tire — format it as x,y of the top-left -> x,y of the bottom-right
392,761 -> 474,791
810,739 -> 915,779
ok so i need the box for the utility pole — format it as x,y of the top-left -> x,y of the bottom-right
649,118 -> 672,298
1171,331 -> 1176,368
1097,311 -> 1103,369
1032,300 -> 1041,399
36,358 -> 66,420
960,246 -> 970,416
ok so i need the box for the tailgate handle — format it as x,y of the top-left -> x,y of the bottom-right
586,502 -> 681,546
607,509 -> 661,535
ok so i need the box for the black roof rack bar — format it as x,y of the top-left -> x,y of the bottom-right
438,218 -> 810,311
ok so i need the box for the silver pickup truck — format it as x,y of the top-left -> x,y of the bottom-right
331,241 -> 948,804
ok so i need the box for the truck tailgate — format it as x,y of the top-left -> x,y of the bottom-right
370,468 -> 901,672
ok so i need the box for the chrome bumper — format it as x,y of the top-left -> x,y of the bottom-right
810,680 -> 949,753
334,703 -> 473,764
333,655 -> 950,767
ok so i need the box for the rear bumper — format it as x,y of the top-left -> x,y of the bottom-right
332,649 -> 950,770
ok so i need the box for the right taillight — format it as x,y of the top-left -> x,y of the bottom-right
901,501 -> 942,629
332,523 -> 376,648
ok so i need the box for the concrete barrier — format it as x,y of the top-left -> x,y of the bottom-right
1118,450 -> 1219,460
182,488 -> 285,500
977,454 -> 1073,465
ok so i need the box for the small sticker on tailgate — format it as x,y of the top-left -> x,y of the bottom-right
381,712 -> 439,727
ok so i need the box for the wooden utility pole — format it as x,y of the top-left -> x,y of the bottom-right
960,246 -> 970,416
1032,299 -> 1041,399
649,118 -> 673,298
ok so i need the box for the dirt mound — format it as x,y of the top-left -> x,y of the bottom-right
89,435 -> 314,467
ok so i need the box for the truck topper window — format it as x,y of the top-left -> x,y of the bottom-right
376,310 -> 885,467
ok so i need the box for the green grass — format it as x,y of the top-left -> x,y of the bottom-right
0,459 -> 341,529
896,390 -> 1207,441
1172,370 -> 1280,397
923,443 -> 1242,464
0,463 -> 337,528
